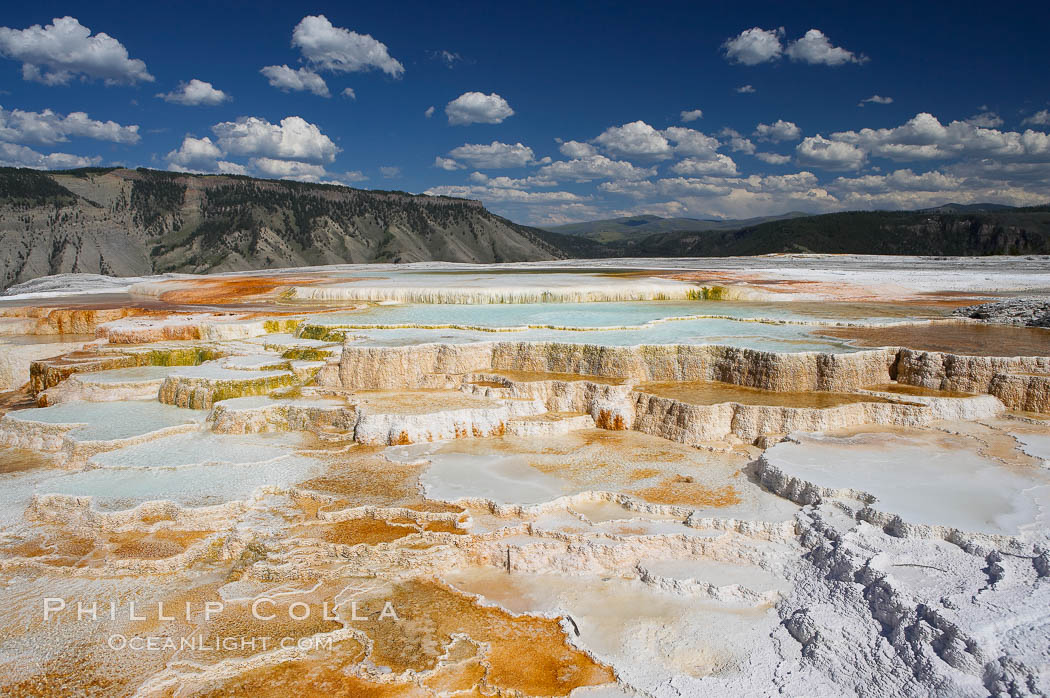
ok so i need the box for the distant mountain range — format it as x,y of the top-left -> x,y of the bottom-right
0,167 -> 580,291
543,205 -> 1050,258
540,212 -> 811,242
917,202 -> 1019,214
610,207 -> 1050,257
1,166 -> 1047,291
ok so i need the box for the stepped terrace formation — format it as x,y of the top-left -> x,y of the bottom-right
0,255 -> 1048,697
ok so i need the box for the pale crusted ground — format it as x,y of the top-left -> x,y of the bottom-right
0,261 -> 1047,697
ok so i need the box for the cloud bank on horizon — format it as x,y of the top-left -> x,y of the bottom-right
0,5 -> 1047,226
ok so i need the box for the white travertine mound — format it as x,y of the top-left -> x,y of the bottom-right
38,365 -> 176,404
1,260 -> 1048,697
323,340 -> 1019,445
757,429 -> 1050,539
0,400 -> 206,461
158,365 -> 297,409
353,396 -> 546,445
0,336 -> 88,391
896,347 -> 1050,412
504,412 -> 596,436
329,341 -> 900,392
632,394 -> 928,444
208,395 -> 357,434
285,273 -> 749,304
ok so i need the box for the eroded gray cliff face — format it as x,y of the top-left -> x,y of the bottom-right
0,167 -> 565,290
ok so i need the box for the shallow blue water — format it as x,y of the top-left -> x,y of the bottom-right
315,300 -> 920,329
345,317 -> 863,353
7,401 -> 206,441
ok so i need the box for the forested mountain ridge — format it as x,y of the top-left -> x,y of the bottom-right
614,207 -> 1050,257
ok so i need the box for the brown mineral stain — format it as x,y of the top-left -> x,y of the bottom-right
637,380 -> 895,408
594,409 -> 627,430
0,386 -> 38,417
299,513 -> 467,546
196,671 -> 420,698
821,322 -> 1050,357
179,638 -> 421,698
109,529 -> 210,560
361,578 -> 614,695
632,475 -> 742,508
864,383 -> 977,398
356,389 -> 499,415
290,492 -> 338,520
2,668 -> 129,698
138,511 -> 177,525
154,275 -> 326,304
403,501 -> 466,514
481,368 -> 627,385
316,518 -> 418,546
420,519 -> 467,534
423,657 -> 489,693
1,536 -> 52,558
16,533 -> 97,566
0,445 -> 51,473
298,447 -> 422,506
629,467 -> 662,480
185,593 -> 343,664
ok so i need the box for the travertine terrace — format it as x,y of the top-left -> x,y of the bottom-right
0,256 -> 1048,697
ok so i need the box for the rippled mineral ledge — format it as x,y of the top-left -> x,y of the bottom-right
0,256 -> 1048,697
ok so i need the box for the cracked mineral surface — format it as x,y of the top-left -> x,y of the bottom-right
0,256 -> 1048,697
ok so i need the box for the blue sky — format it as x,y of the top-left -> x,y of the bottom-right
1,0 -> 1048,225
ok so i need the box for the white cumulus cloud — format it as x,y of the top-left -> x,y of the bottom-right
829,112 -> 1050,162
0,16 -> 153,85
1022,110 -> 1050,127
0,141 -> 100,169
664,126 -> 721,157
830,168 -> 963,193
291,15 -> 403,77
424,184 -> 584,204
251,157 -> 326,181
166,136 -> 227,173
212,116 -> 340,164
859,95 -> 893,107
965,111 -> 1003,128
785,29 -> 866,65
445,92 -> 514,126
538,155 -> 656,182
722,27 -> 784,65
469,172 -> 556,188
796,135 -> 867,170
680,109 -> 703,122
558,140 -> 597,158
446,141 -> 534,168
735,84 -> 756,94
670,154 -> 738,176
755,152 -> 792,164
434,156 -> 465,171
157,79 -> 230,106
0,106 -> 139,145
754,120 -> 802,142
260,65 -> 330,97
722,27 -> 864,67
720,128 -> 756,154
594,121 -> 672,160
